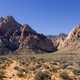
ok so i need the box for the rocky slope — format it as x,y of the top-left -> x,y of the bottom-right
60,24 -> 80,49
48,33 -> 67,49
0,16 -> 56,54
49,24 -> 80,49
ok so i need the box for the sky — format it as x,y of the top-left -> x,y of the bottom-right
0,0 -> 80,35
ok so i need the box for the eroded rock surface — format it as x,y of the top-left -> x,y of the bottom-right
0,16 -> 56,53
61,25 -> 80,49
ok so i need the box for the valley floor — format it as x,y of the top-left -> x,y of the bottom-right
0,48 -> 80,80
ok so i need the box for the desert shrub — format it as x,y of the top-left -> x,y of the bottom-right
60,71 -> 76,80
34,71 -> 51,80
60,72 -> 69,79
0,57 -> 13,69
16,72 -> 27,78
14,66 -> 26,72
0,70 -> 7,80
14,66 -> 27,78
74,69 -> 80,75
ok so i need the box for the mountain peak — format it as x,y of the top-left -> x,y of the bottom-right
0,16 -> 55,53
60,24 -> 80,49
0,16 -> 17,24
3,16 -> 15,20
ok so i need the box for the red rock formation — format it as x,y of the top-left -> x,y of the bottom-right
48,33 -> 67,49
61,24 -> 80,49
0,16 -> 56,53
19,26 -> 55,52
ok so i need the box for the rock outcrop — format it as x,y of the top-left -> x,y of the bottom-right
48,33 -> 67,49
61,24 -> 80,49
19,25 -> 55,52
0,16 -> 56,53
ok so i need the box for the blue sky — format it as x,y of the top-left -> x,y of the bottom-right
0,0 -> 80,35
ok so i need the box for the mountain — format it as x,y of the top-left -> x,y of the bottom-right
48,25 -> 80,49
0,16 -> 56,54
60,24 -> 80,49
1,16 -> 80,54
47,33 -> 67,49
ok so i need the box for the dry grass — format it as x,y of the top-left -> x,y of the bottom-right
0,48 -> 80,80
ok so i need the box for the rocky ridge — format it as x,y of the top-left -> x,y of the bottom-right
60,25 -> 80,49
49,24 -> 80,49
0,16 -> 56,54
0,16 -> 80,53
48,33 -> 67,49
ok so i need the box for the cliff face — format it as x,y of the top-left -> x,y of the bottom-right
0,16 -> 56,53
